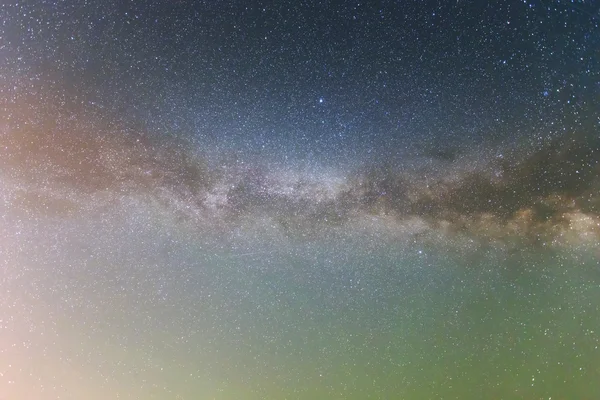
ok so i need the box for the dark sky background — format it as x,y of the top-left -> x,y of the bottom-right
4,0 -> 599,162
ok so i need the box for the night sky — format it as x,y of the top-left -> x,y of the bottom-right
2,1 -> 600,399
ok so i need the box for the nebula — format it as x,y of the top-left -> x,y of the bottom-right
2,112 -> 598,254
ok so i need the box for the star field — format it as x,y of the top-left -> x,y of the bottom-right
1,0 -> 600,399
